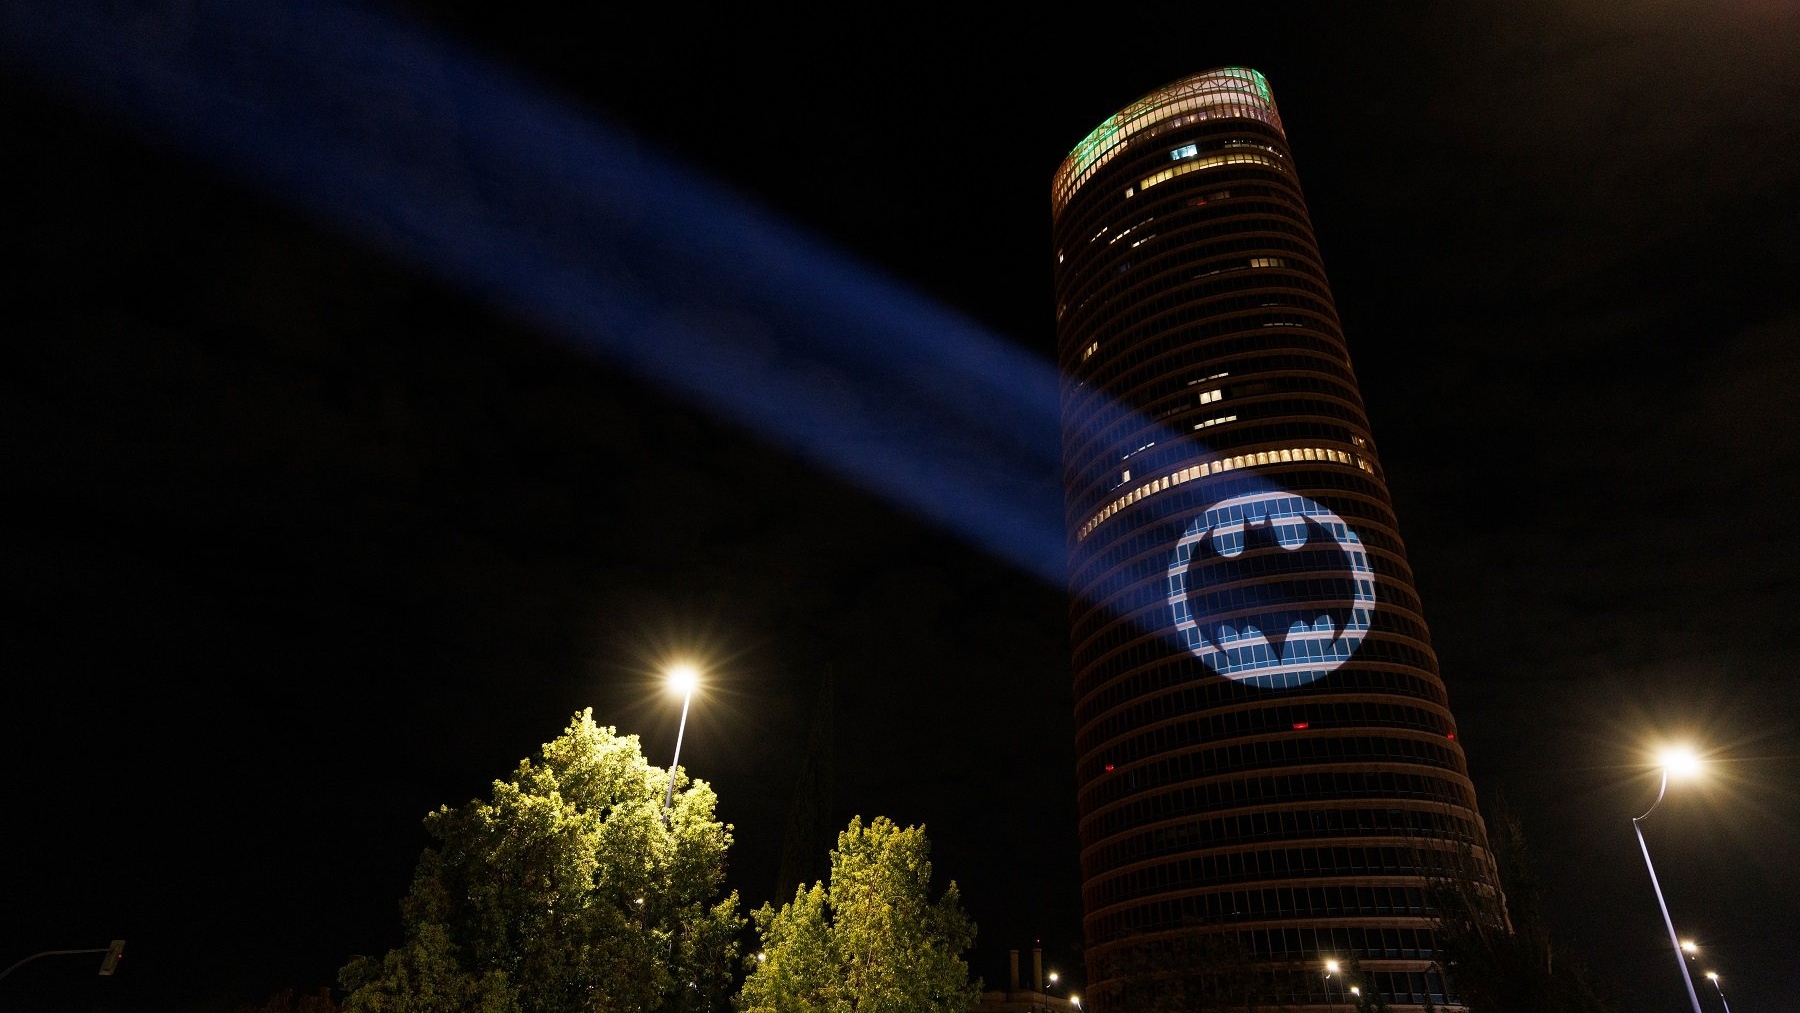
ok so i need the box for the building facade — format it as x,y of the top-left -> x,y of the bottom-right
1050,67 -> 1497,1010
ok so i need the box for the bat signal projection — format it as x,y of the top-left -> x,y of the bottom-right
1168,492 -> 1375,687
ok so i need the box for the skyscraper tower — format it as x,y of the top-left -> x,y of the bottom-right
1051,68 -> 1497,1010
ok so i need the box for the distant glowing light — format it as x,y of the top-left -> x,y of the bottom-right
1292,722 -> 1310,730
667,664 -> 699,696
1659,747 -> 1701,778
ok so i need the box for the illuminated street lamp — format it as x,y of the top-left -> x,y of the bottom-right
1633,747 -> 1703,1013
1323,958 -> 1340,1012
1704,971 -> 1733,1013
662,664 -> 699,815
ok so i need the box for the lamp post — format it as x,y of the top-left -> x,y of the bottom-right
662,664 -> 698,815
1704,971 -> 1733,1013
1633,748 -> 1703,1013
1323,958 -> 1339,1012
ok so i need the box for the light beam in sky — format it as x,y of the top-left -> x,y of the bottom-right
1,0 -> 1284,610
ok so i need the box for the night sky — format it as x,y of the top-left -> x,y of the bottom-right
5,2 -> 1799,1011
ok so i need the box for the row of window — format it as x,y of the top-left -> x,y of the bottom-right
1064,477 -> 1405,609
1086,843 -> 1476,910
1080,699 -> 1459,776
1078,446 -> 1372,541
1058,395 -> 1368,496
1073,640 -> 1447,740
1061,202 -> 1323,304
1131,149 -> 1290,196
1070,612 -> 1435,701
1072,668 -> 1453,743
1070,570 -> 1426,660
1175,624 -> 1365,679
1084,961 -> 1451,1011
1080,733 -> 1468,811
1087,882 -> 1439,940
1067,384 -> 1374,492
1054,183 -> 1312,288
1072,424 -> 1380,518
1065,348 -> 1360,470
1051,73 -> 1284,216
1059,225 -> 1329,336
1070,528 -> 1415,633
1062,348 -> 1360,426
1069,587 -> 1428,673
1065,466 -> 1406,594
1062,231 -> 1334,351
1083,804 -> 1481,874
1081,769 -> 1478,844
1060,322 -> 1350,436
1064,298 -> 1349,405
1055,198 -> 1329,318
1069,650 -> 1451,733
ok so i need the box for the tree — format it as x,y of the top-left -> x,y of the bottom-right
1423,794 -> 1616,1013
340,709 -> 743,1013
737,816 -> 978,1013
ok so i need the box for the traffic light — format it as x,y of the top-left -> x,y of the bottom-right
98,940 -> 125,976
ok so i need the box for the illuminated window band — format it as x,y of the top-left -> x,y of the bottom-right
1051,67 -> 1282,219
1166,492 -> 1377,688
1130,151 -> 1286,197
1076,447 -> 1373,541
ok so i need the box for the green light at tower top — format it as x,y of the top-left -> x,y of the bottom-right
1051,66 -> 1281,219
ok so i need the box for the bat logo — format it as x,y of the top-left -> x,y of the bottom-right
1167,492 -> 1375,686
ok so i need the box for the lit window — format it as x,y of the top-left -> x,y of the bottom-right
1133,151 -> 1284,195
1082,341 -> 1100,361
1249,256 -> 1288,268
1198,388 -> 1223,404
1076,444 -> 1373,541
1171,144 -> 1198,160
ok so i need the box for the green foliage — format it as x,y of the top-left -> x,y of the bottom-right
340,709 -> 744,1013
737,816 -> 979,1013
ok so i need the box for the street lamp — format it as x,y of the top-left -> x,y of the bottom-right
1704,971 -> 1733,1013
1323,958 -> 1340,1012
1633,746 -> 1703,1013
662,664 -> 699,815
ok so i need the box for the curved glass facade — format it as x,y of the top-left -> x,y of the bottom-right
1051,67 -> 1498,1011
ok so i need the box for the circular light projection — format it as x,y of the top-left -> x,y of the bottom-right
1167,492 -> 1375,687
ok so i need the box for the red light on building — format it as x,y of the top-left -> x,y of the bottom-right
1292,722 -> 1310,730
1104,764 -> 1115,772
